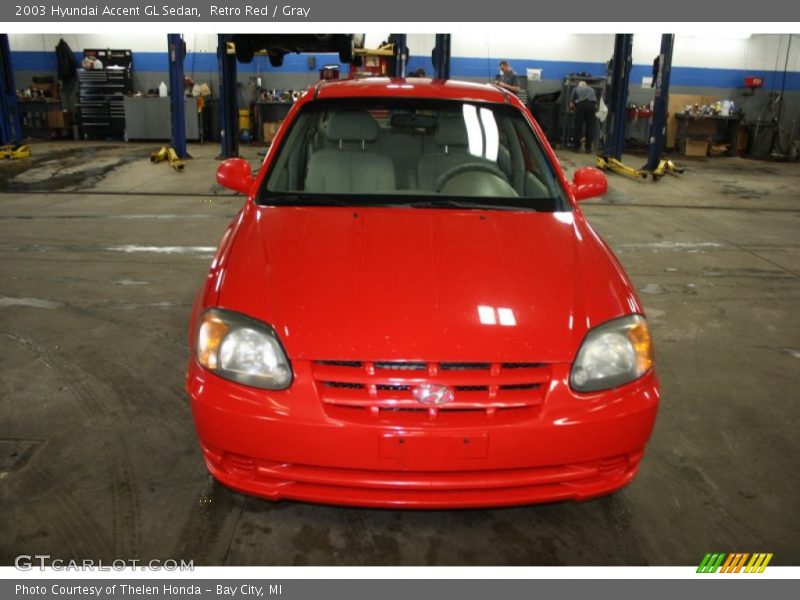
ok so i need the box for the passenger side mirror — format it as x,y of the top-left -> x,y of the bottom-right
571,167 -> 607,201
217,158 -> 256,195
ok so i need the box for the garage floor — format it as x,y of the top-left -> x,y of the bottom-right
1,141 -> 798,566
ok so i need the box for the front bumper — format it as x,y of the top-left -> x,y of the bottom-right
187,361 -> 659,509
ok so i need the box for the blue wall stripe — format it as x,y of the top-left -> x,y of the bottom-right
11,51 -> 58,71
11,50 -> 800,91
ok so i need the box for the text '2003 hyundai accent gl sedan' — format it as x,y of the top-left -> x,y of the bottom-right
186,78 -> 659,509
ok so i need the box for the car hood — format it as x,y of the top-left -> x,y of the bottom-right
216,205 -> 640,363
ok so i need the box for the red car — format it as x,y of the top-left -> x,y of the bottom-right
186,78 -> 659,508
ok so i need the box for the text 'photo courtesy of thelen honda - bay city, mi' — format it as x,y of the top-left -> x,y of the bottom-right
186,77 -> 660,509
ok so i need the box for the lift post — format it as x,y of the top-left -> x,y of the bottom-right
603,34 -> 633,160
645,34 -> 679,176
389,34 -> 408,78
597,34 -> 646,179
167,34 -> 188,160
433,34 -> 451,81
218,34 -> 239,159
0,34 -> 23,148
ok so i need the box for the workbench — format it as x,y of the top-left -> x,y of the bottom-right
674,113 -> 742,157
19,98 -> 62,139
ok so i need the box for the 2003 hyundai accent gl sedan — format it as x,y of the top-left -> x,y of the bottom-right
186,78 -> 659,508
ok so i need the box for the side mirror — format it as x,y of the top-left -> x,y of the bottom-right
571,167 -> 607,201
217,158 -> 255,195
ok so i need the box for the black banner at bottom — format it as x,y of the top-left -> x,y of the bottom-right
3,579 -> 798,600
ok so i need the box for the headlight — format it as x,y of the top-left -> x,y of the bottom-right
196,308 -> 292,390
570,314 -> 653,392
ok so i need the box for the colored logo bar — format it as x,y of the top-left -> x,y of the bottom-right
697,553 -> 773,573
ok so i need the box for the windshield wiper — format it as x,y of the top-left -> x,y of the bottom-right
260,195 -> 556,211
261,194 -> 353,206
406,200 -> 534,211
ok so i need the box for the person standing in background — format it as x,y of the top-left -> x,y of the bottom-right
495,61 -> 522,95
570,81 -> 598,153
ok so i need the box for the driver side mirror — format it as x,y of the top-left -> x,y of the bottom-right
217,158 -> 256,196
571,167 -> 607,201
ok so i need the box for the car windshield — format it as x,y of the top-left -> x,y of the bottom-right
260,97 -> 569,211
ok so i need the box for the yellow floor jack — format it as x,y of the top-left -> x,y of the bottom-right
595,155 -> 647,180
150,146 -> 186,171
649,159 -> 685,181
0,143 -> 31,159
596,155 -> 685,181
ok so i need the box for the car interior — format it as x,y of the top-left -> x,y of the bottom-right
266,102 -> 561,201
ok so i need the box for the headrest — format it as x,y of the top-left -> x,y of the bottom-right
325,110 -> 379,143
434,117 -> 469,147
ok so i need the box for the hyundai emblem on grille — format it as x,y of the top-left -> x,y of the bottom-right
412,383 -> 455,405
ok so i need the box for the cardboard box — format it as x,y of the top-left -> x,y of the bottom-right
263,120 -> 282,144
47,110 -> 72,129
685,138 -> 709,157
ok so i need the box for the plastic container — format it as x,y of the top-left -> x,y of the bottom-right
158,82 -> 168,97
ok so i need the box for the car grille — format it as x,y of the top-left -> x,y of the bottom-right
313,360 -> 549,422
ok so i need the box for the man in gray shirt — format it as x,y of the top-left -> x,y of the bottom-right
570,81 -> 598,152
495,61 -> 521,95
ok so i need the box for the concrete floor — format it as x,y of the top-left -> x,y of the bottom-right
1,141 -> 798,566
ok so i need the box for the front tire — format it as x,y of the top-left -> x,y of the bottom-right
337,36 -> 355,64
235,39 -> 255,64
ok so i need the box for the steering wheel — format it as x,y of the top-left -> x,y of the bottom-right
435,163 -> 510,193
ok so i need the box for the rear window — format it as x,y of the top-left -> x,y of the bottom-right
259,98 -> 568,211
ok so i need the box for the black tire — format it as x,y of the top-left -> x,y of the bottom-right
337,35 -> 355,64
235,39 -> 255,64
269,53 -> 285,68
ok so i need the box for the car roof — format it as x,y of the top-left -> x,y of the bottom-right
312,77 -> 512,104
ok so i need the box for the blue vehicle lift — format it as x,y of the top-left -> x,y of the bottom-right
218,34 -> 239,159
167,34 -> 188,159
597,33 -> 682,181
0,33 -> 25,153
433,34 -> 451,80
646,34 -> 683,179
596,34 -> 647,178
149,34 -> 189,170
604,34 -> 634,160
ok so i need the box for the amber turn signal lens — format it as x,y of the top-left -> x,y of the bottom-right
197,315 -> 229,370
627,321 -> 654,374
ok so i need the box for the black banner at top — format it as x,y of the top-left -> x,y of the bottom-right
3,0 -> 800,22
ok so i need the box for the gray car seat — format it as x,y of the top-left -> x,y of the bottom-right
305,110 -> 396,194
